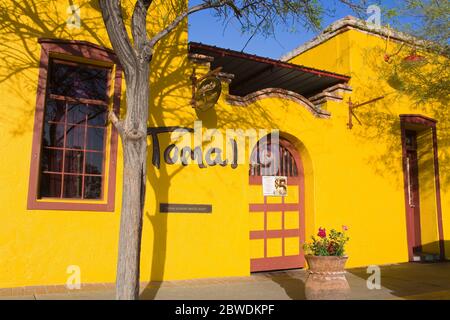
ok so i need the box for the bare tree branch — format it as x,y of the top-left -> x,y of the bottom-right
338,0 -> 366,11
109,109 -> 125,137
132,0 -> 153,62
99,0 -> 137,72
145,1 -> 231,53
241,10 -> 269,52
126,0 -> 367,64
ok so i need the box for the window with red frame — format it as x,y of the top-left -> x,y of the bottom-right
39,59 -> 111,200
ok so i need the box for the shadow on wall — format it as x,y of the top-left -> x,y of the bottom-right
140,22 -> 286,298
0,0 -> 112,136
0,0 -> 316,296
346,43 -> 449,263
111,0 -> 285,299
138,26 -> 450,300
348,42 -> 449,190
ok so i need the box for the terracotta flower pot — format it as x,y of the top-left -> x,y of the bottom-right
304,255 -> 350,300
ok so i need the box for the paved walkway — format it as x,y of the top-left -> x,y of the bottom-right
2,262 -> 450,300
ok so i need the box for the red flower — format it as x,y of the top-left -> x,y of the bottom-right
317,227 -> 326,238
327,241 -> 336,255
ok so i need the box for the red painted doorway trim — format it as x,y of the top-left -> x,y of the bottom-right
400,115 -> 445,261
249,137 -> 306,272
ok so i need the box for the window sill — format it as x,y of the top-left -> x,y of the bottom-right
27,199 -> 115,212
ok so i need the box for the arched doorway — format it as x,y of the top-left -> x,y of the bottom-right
249,135 -> 305,272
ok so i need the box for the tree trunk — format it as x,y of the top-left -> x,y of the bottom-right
115,64 -> 149,300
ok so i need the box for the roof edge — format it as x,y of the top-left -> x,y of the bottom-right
280,16 -> 420,62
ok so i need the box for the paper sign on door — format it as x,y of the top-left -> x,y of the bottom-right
262,176 -> 288,196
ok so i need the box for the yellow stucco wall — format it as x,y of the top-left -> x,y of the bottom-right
0,1 -> 448,289
289,27 -> 449,259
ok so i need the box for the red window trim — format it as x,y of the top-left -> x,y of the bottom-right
27,38 -> 122,212
399,114 -> 437,127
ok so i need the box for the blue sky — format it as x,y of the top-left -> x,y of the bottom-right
188,0 -> 399,59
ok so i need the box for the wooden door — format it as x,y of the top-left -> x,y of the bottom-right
405,130 -> 422,254
249,137 -> 305,272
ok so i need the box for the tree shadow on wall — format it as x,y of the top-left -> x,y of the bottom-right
0,0 -> 112,136
0,0 -> 297,300
139,4 -> 286,297
347,43 -> 449,195
335,41 -> 449,268
139,13 -> 450,300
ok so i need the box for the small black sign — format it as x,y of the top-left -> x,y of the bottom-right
160,203 -> 212,214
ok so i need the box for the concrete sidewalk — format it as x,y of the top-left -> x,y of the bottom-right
2,262 -> 450,300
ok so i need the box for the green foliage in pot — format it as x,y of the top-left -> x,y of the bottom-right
304,226 -> 349,257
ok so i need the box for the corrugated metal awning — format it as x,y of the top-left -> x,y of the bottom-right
189,42 -> 350,98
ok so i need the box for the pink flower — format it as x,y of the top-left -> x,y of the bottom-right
317,227 -> 326,238
342,225 -> 349,231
